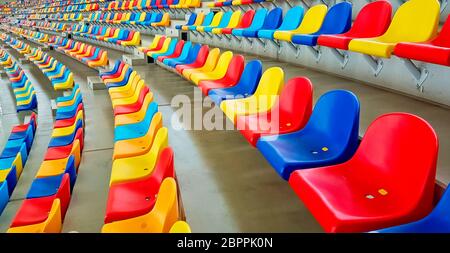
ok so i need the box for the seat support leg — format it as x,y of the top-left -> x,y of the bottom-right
285,0 -> 295,8
205,32 -> 213,39
224,34 -> 232,41
233,35 -> 242,42
300,0 -> 312,8
330,48 -> 349,69
307,46 -> 322,63
403,59 -> 429,92
363,54 -> 383,77
440,0 -> 448,13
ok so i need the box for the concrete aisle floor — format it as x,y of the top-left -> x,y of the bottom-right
0,37 -> 449,232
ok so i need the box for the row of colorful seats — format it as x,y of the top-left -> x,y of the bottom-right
34,21 -> 68,32
207,0 -> 271,8
18,20 -> 37,28
47,13 -> 83,21
0,50 -> 38,112
51,38 -> 109,68
26,47 -> 75,90
0,113 -> 37,215
37,0 -> 104,9
8,27 -> 50,44
34,2 -> 100,14
180,0 -> 450,67
102,0 -> 201,11
98,60 -> 190,233
142,36 -> 450,233
87,11 -> 170,27
8,84 -> 85,233
71,24 -> 142,46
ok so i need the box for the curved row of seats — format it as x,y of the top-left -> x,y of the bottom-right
0,50 -> 38,112
8,27 -> 50,44
0,113 -> 37,215
180,0 -> 450,67
8,84 -> 85,233
87,11 -> 170,27
71,24 -> 142,46
102,0 -> 201,11
51,38 -> 109,68
34,21 -> 68,33
18,20 -> 36,28
99,60 -> 190,233
1,33 -> 74,90
47,13 -> 83,22
34,2 -> 100,14
207,0 -> 272,8
142,35 -> 449,233
26,47 -> 75,90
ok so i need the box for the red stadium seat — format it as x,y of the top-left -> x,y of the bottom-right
289,113 -> 438,232
236,77 -> 313,146
176,45 -> 210,74
198,55 -> 245,95
104,147 -> 174,223
318,0 -> 392,50
393,15 -> 450,66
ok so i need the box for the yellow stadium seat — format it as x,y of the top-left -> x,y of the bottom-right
197,11 -> 223,32
169,221 -> 192,233
102,177 -> 178,233
212,10 -> 242,34
138,35 -> 162,52
348,0 -> 440,58
114,93 -> 154,126
111,80 -> 146,108
109,127 -> 168,185
274,4 -> 328,42
113,112 -> 163,159
190,51 -> 233,85
7,199 -> 62,233
121,31 -> 141,46
109,74 -> 141,100
36,140 -> 81,178
182,48 -> 221,80
220,67 -> 284,124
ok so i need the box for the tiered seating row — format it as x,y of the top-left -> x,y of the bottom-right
0,114 -> 37,215
34,21 -> 68,33
87,11 -> 170,27
99,60 -> 190,233
8,85 -> 85,233
102,0 -> 201,11
71,24 -> 142,46
179,0 -> 450,67
52,39 -> 109,68
1,33 -> 75,90
0,50 -> 38,112
207,0 -> 272,8
141,36 -> 449,233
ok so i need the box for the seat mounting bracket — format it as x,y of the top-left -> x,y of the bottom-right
330,48 -> 349,69
363,54 -> 383,77
403,59 -> 429,92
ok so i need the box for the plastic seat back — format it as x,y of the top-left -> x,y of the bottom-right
430,16 -> 450,47
315,2 -> 352,34
277,6 -> 304,31
294,4 -> 328,34
351,113 -> 438,211
334,1 -> 391,38
247,8 -> 267,30
208,11 -> 224,27
261,7 -> 283,30
201,12 -> 215,26
272,77 -> 313,130
376,0 -> 440,43
303,90 -> 360,160
253,67 -> 284,97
